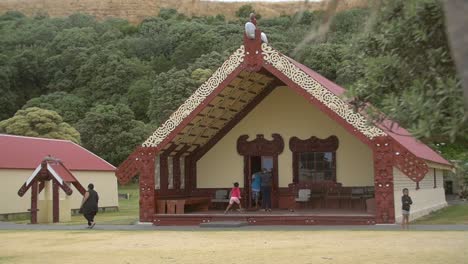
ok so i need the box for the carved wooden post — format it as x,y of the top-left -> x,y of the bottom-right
137,148 -> 157,222
30,180 -> 38,224
52,180 -> 60,223
373,136 -> 395,224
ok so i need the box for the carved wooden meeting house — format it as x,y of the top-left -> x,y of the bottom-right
117,17 -> 452,226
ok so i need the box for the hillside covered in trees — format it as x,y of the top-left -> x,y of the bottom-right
0,0 -> 466,166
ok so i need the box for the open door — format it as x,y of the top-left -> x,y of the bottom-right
244,155 -> 277,209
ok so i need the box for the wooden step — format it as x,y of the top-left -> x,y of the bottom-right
200,221 -> 249,228
153,214 -> 376,226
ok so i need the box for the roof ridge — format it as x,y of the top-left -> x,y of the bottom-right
0,134 -> 72,143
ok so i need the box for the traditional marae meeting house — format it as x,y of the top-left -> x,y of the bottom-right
117,17 -> 452,226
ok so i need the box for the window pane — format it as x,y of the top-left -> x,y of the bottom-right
298,151 -> 335,183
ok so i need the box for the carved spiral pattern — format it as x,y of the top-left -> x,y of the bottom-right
261,44 -> 386,139
142,46 -> 246,147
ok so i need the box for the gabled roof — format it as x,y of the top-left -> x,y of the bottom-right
118,26 -> 450,185
18,157 -> 86,197
0,134 -> 116,171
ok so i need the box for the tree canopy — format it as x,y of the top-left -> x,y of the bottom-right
0,107 -> 81,143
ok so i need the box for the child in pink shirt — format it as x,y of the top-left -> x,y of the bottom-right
224,182 -> 242,214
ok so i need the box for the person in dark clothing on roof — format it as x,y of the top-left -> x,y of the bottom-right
80,183 -> 99,229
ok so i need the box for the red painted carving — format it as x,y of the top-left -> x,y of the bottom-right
243,29 -> 263,72
116,150 -> 140,185
136,147 -> 157,222
372,136 -> 395,224
289,135 -> 339,152
393,142 -> 429,183
243,14 -> 263,72
237,134 -> 284,156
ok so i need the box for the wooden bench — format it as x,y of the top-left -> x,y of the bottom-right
160,197 -> 211,214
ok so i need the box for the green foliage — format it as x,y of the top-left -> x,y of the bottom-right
127,79 -> 153,122
236,5 -> 261,20
22,92 -> 88,124
75,104 -> 151,165
297,43 -> 343,80
342,0 -> 466,143
0,107 -> 80,143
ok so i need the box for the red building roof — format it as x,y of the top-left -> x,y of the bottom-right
0,134 -> 115,171
287,57 -> 450,166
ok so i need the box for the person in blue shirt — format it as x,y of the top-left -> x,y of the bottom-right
251,171 -> 262,209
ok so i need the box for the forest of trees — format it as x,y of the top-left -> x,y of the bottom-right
0,0 -> 466,167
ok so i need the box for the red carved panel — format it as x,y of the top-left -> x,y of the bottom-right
159,156 -> 168,192
372,136 -> 395,224
289,136 -> 339,152
184,156 -> 192,194
116,150 -> 140,185
243,29 -> 263,72
135,147 -> 157,222
393,142 -> 429,183
237,134 -> 284,156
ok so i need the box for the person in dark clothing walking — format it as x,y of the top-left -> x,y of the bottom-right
401,188 -> 413,230
260,168 -> 272,212
80,183 -> 99,229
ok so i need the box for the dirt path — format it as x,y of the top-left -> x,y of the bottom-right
0,230 -> 467,264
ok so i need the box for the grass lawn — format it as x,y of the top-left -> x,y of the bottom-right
67,183 -> 140,225
0,230 -> 467,264
414,204 -> 468,225
10,183 -> 140,225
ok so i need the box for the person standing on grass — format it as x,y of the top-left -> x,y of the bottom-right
80,183 -> 99,229
260,168 -> 272,212
401,188 -> 413,230
224,182 -> 242,214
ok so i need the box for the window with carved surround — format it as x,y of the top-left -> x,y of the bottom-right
289,136 -> 339,183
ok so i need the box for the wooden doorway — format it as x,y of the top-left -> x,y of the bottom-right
237,134 -> 284,209
245,156 -> 274,208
